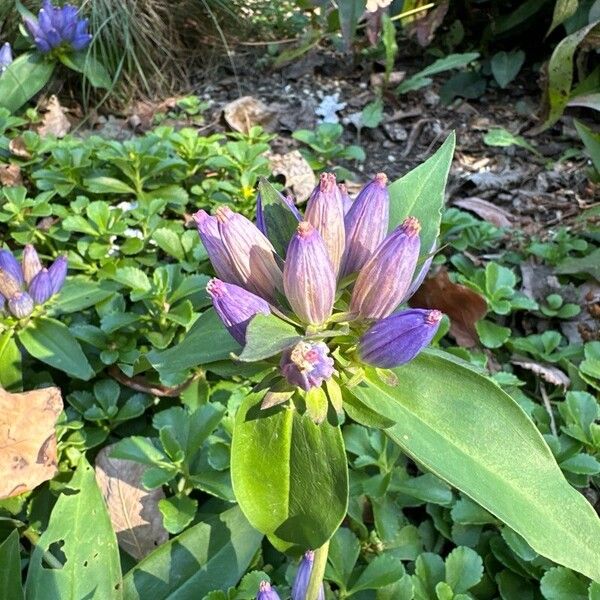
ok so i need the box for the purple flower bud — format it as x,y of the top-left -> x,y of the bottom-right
359,309 -> 443,368
216,206 -> 283,302
0,42 -> 13,73
340,173 -> 389,278
256,581 -> 281,600
22,245 -> 42,285
8,292 -> 34,318
339,183 -> 352,215
0,268 -> 21,300
350,217 -> 421,320
305,173 -> 345,276
193,209 -> 241,285
291,550 -> 325,600
48,255 -> 68,294
404,241 -> 435,302
29,268 -> 53,304
280,341 -> 334,391
0,294 -> 5,314
207,278 -> 271,345
284,222 -> 335,325
0,249 -> 24,285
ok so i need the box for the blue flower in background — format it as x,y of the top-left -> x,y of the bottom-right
24,0 -> 92,54
0,42 -> 12,72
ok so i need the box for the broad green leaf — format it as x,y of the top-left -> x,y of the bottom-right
348,553 -> 405,594
388,132 -> 455,260
0,53 -> 55,113
83,176 -> 136,195
491,50 -> 525,88
238,313 -> 301,362
152,228 -> 185,261
0,530 -> 24,600
413,552 -> 445,600
397,54 -> 479,94
231,393 -> 348,549
483,128 -> 540,156
348,350 -> 600,581
59,52 -> 112,89
0,331 -> 21,390
444,546 -> 483,593
17,317 -> 94,380
49,277 -> 116,314
326,527 -> 360,589
158,496 -> 197,534
547,0 -> 579,35
361,99 -> 384,128
25,457 -> 122,600
556,247 -> 600,280
122,506 -> 262,600
338,0 -> 366,50
540,567 -> 589,600
574,119 -> 600,174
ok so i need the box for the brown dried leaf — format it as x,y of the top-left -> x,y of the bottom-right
410,268 -> 488,347
370,71 -> 406,89
453,196 -> 513,228
0,163 -> 22,187
0,386 -> 63,499
95,445 -> 168,560
268,150 -> 316,202
223,96 -> 279,134
406,1 -> 449,47
38,95 -> 71,138
8,137 -> 31,159
511,358 -> 570,388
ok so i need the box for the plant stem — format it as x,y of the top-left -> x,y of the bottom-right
22,528 -> 64,569
305,540 -> 329,600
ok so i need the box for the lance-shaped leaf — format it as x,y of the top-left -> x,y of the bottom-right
346,350 -> 600,581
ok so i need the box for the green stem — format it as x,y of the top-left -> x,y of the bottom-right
305,541 -> 329,600
22,528 -> 63,569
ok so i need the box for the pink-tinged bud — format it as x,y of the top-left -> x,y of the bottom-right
207,278 -> 271,344
305,173 -> 345,275
256,581 -> 281,600
359,309 -> 443,368
8,291 -> 34,318
340,173 -> 389,278
350,217 -> 421,319
0,268 -> 21,299
47,255 -> 68,295
0,249 -> 24,285
29,268 -> 53,304
22,244 -> 42,285
280,341 -> 334,391
193,209 -> 241,285
339,183 -> 352,215
291,550 -> 325,600
216,206 -> 283,302
284,222 -> 335,325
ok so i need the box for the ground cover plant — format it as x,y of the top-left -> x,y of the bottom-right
0,1 -> 599,600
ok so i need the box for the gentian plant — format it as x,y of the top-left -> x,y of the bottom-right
183,133 -> 600,597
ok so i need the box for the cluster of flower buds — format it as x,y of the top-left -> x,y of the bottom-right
0,246 -> 67,318
0,42 -> 12,73
195,171 -> 442,393
24,0 -> 92,54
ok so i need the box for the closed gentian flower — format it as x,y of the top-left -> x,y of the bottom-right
216,206 -> 283,302
0,249 -> 24,285
359,309 -> 443,368
340,173 -> 389,278
22,244 -> 42,285
48,255 -> 68,294
280,341 -> 334,391
0,42 -> 13,72
207,278 -> 271,345
339,183 -> 352,215
256,581 -> 281,600
29,268 -> 53,304
8,292 -> 34,318
284,221 -> 335,326
305,173 -> 345,275
0,268 -> 21,300
350,217 -> 421,320
256,192 -> 301,237
291,550 -> 325,600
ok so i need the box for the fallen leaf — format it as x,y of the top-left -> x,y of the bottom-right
95,445 -> 168,560
38,95 -> 71,138
8,137 -> 31,159
0,163 -> 22,186
370,71 -> 406,89
406,1 -> 449,47
223,96 -> 278,134
0,386 -> 63,499
268,150 -> 316,202
129,96 -> 185,131
410,268 -> 488,347
511,358 -> 570,388
453,196 -> 513,228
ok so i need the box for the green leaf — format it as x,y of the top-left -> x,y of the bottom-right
0,331 -> 22,390
556,247 -> 600,280
413,553 -> 445,600
574,119 -> 600,174
0,53 -> 55,113
547,0 -> 580,35
59,52 -> 112,89
349,350 -> 600,581
0,530 -> 24,600
49,278 -> 116,314
444,546 -> 483,593
238,313 -> 301,362
388,132 -> 455,260
152,228 -> 185,261
338,0 -> 367,50
25,457 -> 122,600
110,436 -> 167,467
540,567 -> 589,600
349,553 -> 405,594
158,496 -> 197,534
17,317 -> 94,380
475,319 -> 511,349
483,128 -> 540,156
122,506 -> 262,600
83,176 -> 136,195
231,393 -> 348,549
361,99 -> 384,128
491,50 -> 525,88
113,267 -> 151,293
326,527 -> 360,589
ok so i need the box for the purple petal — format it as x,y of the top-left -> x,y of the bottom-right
29,268 -> 53,304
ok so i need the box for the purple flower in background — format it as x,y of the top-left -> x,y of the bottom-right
359,308 -> 443,368
207,278 -> 271,344
281,341 -> 334,391
0,42 -> 13,73
24,0 -> 92,54
256,581 -> 281,600
291,550 -> 325,600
